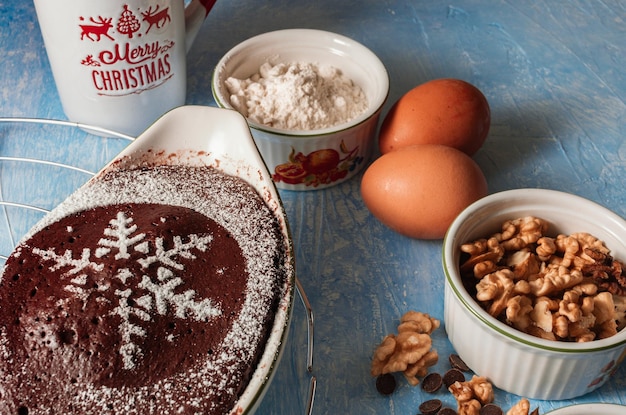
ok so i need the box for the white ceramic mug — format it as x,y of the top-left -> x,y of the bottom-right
33,0 -> 216,136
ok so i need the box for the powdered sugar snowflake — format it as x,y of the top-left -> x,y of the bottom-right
31,210 -> 223,370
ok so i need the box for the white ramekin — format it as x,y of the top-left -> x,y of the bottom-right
212,28 -> 389,190
442,188 -> 626,400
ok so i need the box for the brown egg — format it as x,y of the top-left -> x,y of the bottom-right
360,144 -> 488,239
378,79 -> 490,156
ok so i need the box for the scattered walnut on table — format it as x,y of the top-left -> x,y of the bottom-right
458,399 -> 482,415
464,376 -> 493,404
449,376 -> 537,415
460,216 -> 626,342
448,375 -> 494,415
414,353 -> 540,415
398,310 -> 440,334
506,398 -> 531,415
370,311 -> 439,386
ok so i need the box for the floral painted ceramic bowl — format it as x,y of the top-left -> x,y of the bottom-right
212,28 -> 389,190
442,189 -> 626,400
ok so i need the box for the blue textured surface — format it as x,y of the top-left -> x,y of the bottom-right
1,1 -> 625,414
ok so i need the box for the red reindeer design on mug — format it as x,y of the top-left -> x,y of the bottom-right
79,17 -> 114,41
142,5 -> 172,33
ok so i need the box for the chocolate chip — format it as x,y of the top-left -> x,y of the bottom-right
442,368 -> 465,388
449,354 -> 470,372
421,372 -> 443,393
419,399 -> 442,415
375,373 -> 396,395
437,408 -> 458,415
480,403 -> 503,415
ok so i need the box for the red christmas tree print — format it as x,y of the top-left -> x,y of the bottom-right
117,5 -> 141,39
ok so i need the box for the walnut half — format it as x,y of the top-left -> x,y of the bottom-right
449,375 -> 494,415
371,311 -> 439,386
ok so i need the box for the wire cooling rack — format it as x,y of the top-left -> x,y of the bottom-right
0,117 -> 315,415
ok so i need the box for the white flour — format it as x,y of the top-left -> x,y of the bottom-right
225,61 -> 368,130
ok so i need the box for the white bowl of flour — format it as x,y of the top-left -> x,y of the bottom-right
212,29 -> 389,191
